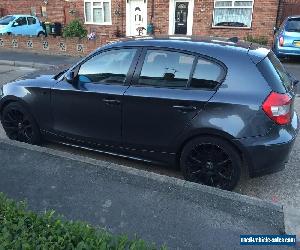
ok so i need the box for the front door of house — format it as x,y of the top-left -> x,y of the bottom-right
127,0 -> 147,36
174,2 -> 189,35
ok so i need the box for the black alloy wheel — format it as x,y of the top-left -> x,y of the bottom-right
180,136 -> 241,190
1,102 -> 41,144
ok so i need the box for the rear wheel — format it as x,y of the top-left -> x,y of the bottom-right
180,136 -> 241,191
1,102 -> 41,145
37,31 -> 46,37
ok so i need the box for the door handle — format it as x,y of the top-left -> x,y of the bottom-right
103,99 -> 121,105
173,105 -> 197,112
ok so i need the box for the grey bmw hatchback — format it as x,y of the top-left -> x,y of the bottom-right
0,37 -> 299,190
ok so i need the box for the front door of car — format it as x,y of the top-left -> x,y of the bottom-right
51,48 -> 139,146
10,17 -> 28,35
123,48 -> 224,153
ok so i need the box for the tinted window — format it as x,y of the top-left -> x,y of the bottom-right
78,49 -> 136,85
27,17 -> 36,25
138,50 -> 194,88
15,17 -> 27,26
0,15 -> 15,25
190,58 -> 223,89
257,52 -> 292,93
285,18 -> 300,32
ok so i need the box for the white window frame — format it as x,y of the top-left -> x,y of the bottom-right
84,0 -> 112,25
212,0 -> 254,29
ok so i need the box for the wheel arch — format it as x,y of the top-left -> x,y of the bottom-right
0,97 -> 35,120
175,129 -> 248,171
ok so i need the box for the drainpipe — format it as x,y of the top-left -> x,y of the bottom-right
276,0 -> 283,27
151,0 -> 154,22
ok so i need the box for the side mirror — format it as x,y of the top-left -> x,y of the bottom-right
12,22 -> 19,27
65,71 -> 75,83
273,27 -> 278,34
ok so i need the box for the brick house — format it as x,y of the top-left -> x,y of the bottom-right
0,0 -> 299,43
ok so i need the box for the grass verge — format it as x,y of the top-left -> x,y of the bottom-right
0,193 -> 166,249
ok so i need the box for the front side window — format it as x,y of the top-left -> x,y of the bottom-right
190,58 -> 224,89
84,0 -> 111,24
15,17 -> 27,26
78,49 -> 136,85
138,50 -> 194,88
213,0 -> 254,28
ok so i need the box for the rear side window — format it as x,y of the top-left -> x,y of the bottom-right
257,52 -> 292,93
190,58 -> 224,89
137,50 -> 194,88
27,17 -> 36,25
285,18 -> 300,32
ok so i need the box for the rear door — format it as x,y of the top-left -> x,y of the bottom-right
27,17 -> 39,36
122,48 -> 225,153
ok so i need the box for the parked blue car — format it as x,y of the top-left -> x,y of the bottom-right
273,16 -> 300,58
0,15 -> 45,37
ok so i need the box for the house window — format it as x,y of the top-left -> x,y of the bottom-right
213,0 -> 254,28
84,0 -> 111,25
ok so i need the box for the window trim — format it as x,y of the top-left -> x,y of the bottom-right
131,47 -> 227,91
212,0 -> 255,29
84,0 -> 112,25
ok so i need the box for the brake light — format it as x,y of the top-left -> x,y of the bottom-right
262,92 -> 292,125
279,36 -> 284,46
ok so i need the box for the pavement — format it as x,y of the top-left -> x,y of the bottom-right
0,49 -> 300,247
0,139 -> 288,250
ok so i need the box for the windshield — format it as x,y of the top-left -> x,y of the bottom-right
285,18 -> 300,32
0,15 -> 15,25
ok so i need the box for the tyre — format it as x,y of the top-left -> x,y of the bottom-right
1,102 -> 41,145
180,136 -> 241,191
37,31 -> 46,37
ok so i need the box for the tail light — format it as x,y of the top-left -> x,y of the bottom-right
262,92 -> 292,125
279,36 -> 284,46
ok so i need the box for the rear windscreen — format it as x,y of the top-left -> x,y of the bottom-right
285,18 -> 300,32
257,52 -> 292,93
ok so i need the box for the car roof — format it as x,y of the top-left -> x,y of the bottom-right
287,15 -> 300,19
11,14 -> 37,18
101,36 -> 269,64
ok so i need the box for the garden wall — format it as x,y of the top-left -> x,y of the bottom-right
0,35 -> 115,57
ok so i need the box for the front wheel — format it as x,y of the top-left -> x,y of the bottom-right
180,136 -> 242,191
1,102 -> 42,145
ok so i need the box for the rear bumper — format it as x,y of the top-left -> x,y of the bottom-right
236,111 -> 299,178
274,45 -> 300,57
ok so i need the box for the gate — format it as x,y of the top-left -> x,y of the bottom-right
278,0 -> 300,25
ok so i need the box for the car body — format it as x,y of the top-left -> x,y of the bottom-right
273,16 -> 300,58
0,15 -> 45,36
0,37 -> 299,190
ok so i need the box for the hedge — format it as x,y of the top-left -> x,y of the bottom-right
0,193 -> 166,250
